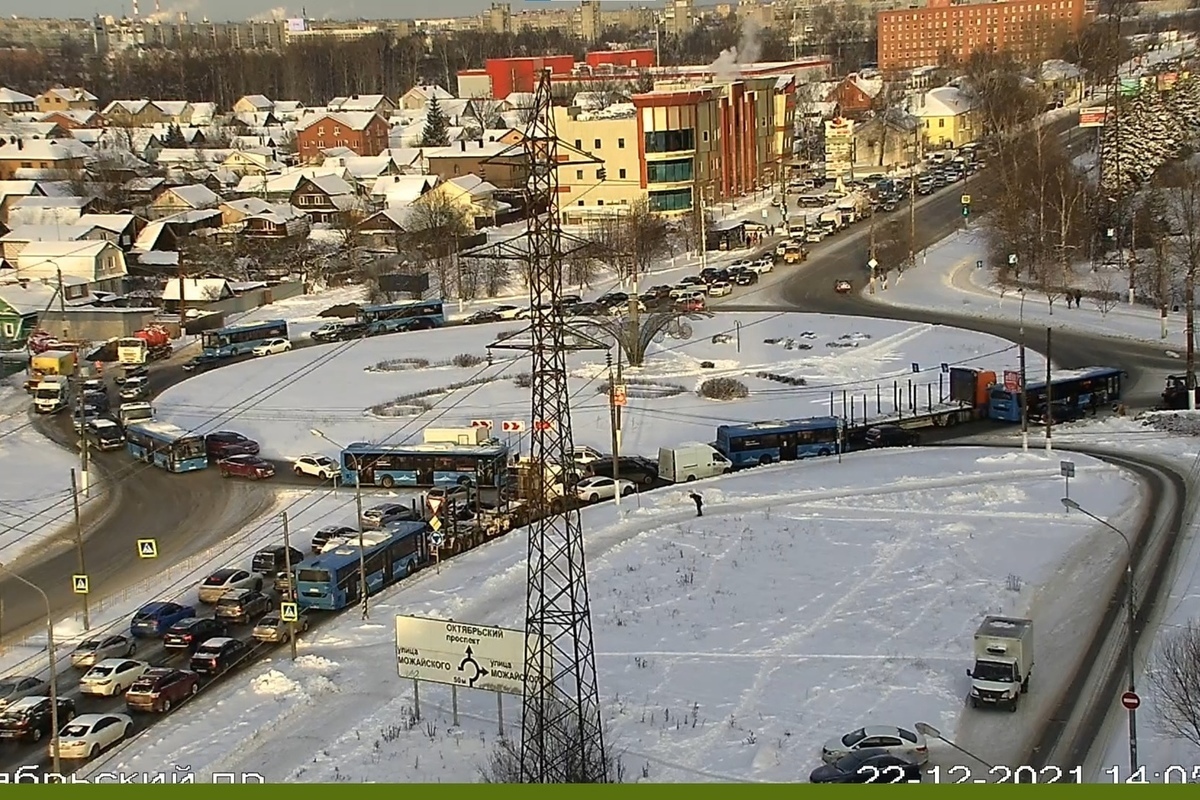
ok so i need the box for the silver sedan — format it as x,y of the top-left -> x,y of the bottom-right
821,725 -> 929,765
71,634 -> 137,669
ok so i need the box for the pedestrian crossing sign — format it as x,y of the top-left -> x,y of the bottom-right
72,574 -> 89,595
280,602 -> 299,623
137,538 -> 158,558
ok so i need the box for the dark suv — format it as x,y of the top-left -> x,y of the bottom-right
163,617 -> 228,653
0,696 -> 76,743
215,589 -> 271,625
124,668 -> 200,713
311,525 -> 355,553
864,425 -> 920,448
589,456 -> 659,486
205,430 -> 260,458
252,545 -> 305,593
189,638 -> 250,676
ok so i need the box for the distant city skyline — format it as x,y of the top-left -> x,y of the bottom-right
5,0 -> 670,24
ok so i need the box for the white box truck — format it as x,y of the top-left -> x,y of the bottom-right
33,375 -> 70,414
967,616 -> 1034,712
657,443 -> 732,483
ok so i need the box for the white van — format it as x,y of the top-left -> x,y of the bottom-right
657,443 -> 732,483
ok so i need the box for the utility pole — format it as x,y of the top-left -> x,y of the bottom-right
281,511 -> 297,661
352,456 -> 369,620
1188,263 -> 1196,410
1045,328 -> 1053,453
697,191 -> 708,271
177,248 -> 187,338
907,126 -> 918,274
69,469 -> 90,631
608,351 -> 623,508
1019,296 -> 1029,452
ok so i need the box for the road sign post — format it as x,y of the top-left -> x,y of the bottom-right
1121,691 -> 1140,710
1060,460 -> 1076,501
394,615 -> 540,696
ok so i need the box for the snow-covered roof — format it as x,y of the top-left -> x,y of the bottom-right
161,277 -> 231,302
162,184 -> 220,208
77,213 -> 136,233
239,94 -> 274,111
910,86 -> 974,118
136,250 -> 179,267
46,87 -> 98,103
424,140 -> 509,159
1040,59 -> 1083,82
0,139 -> 80,162
132,220 -> 170,251
0,179 -> 40,202
386,148 -> 423,168
155,148 -> 230,165
221,197 -> 305,224
446,173 -> 496,198
41,109 -> 99,126
1,223 -> 91,242
157,208 -> 223,225
103,99 -> 151,116
16,239 -> 114,261
124,176 -> 165,192
322,154 -> 394,180
299,111 -> 381,133
154,101 -> 191,117
371,173 -> 438,205
0,88 -> 36,105
406,85 -> 454,103
328,95 -> 390,113
0,276 -> 93,315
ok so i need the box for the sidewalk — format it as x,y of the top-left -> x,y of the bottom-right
870,230 -> 1193,350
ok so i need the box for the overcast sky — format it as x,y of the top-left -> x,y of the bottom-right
8,1 -> 660,23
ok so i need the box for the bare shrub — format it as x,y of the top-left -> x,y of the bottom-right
698,377 -> 749,401
366,357 -> 430,372
479,696 -> 625,783
1148,618 -> 1200,749
513,372 -> 532,388
452,353 -> 484,368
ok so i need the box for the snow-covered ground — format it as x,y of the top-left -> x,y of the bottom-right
872,230 -> 1196,349
93,445 -> 1137,782
152,312 -> 1046,462
0,383 -> 96,564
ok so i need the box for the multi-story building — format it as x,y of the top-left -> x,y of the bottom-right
877,0 -> 1088,71
663,0 -> 697,38
487,3 -> 513,34
295,112 -> 389,163
575,1 -> 603,43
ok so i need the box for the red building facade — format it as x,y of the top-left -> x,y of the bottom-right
295,112 -> 389,163
585,49 -> 656,70
484,55 -> 576,99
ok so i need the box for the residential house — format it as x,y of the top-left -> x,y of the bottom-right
131,220 -> 178,256
152,101 -> 193,126
0,88 -> 36,114
400,85 -> 455,111
0,274 -> 94,347
0,180 -> 42,226
320,154 -> 399,186
359,208 -> 408,247
162,277 -> 235,309
423,139 -> 524,190
7,196 -> 98,227
39,109 -> 102,131
219,198 -> 310,238
852,110 -> 922,172
4,120 -> 70,140
907,86 -> 977,149
154,148 -> 231,173
222,150 -> 284,177
290,174 -> 359,223
370,174 -> 438,210
102,100 -> 166,127
419,174 -> 502,230
189,103 -> 217,126
386,148 -> 425,174
93,127 -> 164,163
15,240 -> 128,293
1039,60 -> 1084,106
825,73 -> 884,117
1,223 -> 91,261
233,94 -> 275,116
0,139 -> 86,180
35,86 -> 99,113
148,184 -> 221,220
272,101 -> 306,122
296,113 -> 389,163
328,94 -> 396,116
76,213 -> 143,250
123,177 -> 167,207
156,208 -> 224,237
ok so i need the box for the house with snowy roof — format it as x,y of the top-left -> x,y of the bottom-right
7,195 -> 98,227
219,198 -> 310,238
296,112 -> 389,163
825,73 -> 885,117
0,139 -> 86,179
222,150 -> 284,177
148,184 -> 221,220
0,88 -> 36,114
369,174 -> 438,209
39,109 -> 102,131
35,86 -> 99,114
234,95 -> 275,116
1,223 -> 92,261
15,239 -> 128,293
400,85 -> 455,111
328,94 -> 395,116
907,86 -> 978,150
0,180 -> 43,226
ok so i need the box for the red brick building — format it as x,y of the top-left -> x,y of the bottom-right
295,112 -> 389,163
825,74 -> 882,117
877,0 -> 1088,71
584,49 -> 656,71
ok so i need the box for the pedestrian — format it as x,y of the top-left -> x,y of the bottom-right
1089,392 -> 1100,417
689,491 -> 704,517
1076,289 -> 1083,308
1066,293 -> 1073,309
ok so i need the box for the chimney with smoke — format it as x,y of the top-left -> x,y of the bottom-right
709,19 -> 763,82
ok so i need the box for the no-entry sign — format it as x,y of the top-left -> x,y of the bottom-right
1121,691 -> 1140,710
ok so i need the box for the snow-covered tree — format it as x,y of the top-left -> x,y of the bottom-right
419,97 -> 451,149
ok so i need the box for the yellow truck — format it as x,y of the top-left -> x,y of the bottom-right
783,244 -> 807,264
24,350 -> 77,393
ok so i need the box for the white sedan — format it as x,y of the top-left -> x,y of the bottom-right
821,726 -> 929,765
747,259 -> 774,274
78,659 -> 150,697
576,475 -> 636,502
198,567 -> 265,604
293,454 -> 338,480
708,281 -> 733,297
50,713 -> 133,760
252,338 -> 292,356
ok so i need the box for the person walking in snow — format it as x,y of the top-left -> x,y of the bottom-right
689,491 -> 704,517
1074,289 -> 1083,308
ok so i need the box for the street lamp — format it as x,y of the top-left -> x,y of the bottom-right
310,429 -> 370,620
1061,497 -> 1138,773
914,722 -> 994,770
0,561 -> 60,775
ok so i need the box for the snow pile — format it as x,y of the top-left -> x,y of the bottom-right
252,671 -> 302,697
295,654 -> 340,673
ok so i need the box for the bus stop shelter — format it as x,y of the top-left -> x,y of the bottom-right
706,219 -> 747,251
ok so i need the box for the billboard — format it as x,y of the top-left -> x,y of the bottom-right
286,18 -> 306,32
378,272 -> 429,295
823,117 -> 854,180
1079,108 -> 1109,128
395,615 -> 539,696
1003,370 -> 1022,391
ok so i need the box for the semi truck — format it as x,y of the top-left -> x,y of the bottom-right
24,349 -> 76,393
658,443 -> 732,483
117,325 -> 173,365
967,616 -> 1034,712
33,375 -> 71,414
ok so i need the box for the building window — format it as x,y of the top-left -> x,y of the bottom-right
574,139 -> 582,149
2,321 -> 16,338
576,169 -> 584,179
647,158 -> 693,184
618,138 -> 625,149
939,118 -> 946,128
619,168 -> 627,179
702,130 -> 709,143
593,138 -> 601,149
648,188 -> 692,212
644,128 -> 695,153
578,200 -> 584,206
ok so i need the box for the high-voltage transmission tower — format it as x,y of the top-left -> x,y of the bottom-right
474,68 -> 609,783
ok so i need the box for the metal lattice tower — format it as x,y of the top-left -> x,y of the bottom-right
486,68 -> 608,783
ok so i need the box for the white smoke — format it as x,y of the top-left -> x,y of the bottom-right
144,0 -> 200,23
709,19 -> 764,82
249,6 -> 290,22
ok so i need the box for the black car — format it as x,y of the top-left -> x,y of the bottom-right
85,418 -> 126,451
809,749 -> 923,784
252,545 -> 305,592
163,617 -> 228,653
215,589 -> 272,625
864,425 -> 920,448
0,696 -> 76,743
83,389 -> 110,412
189,637 -> 250,676
182,353 -> 223,373
312,524 -> 356,553
465,310 -> 501,324
114,365 -> 148,386
733,270 -> 759,286
1032,400 -> 1086,425
333,321 -> 369,341
590,456 -> 658,486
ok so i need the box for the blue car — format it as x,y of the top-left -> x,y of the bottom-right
130,601 -> 196,638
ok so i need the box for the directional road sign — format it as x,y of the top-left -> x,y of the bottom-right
280,602 -> 299,623
395,615 -> 540,695
1121,691 -> 1140,710
72,574 -> 89,595
500,420 -> 525,433
470,419 -> 492,429
137,538 -> 158,559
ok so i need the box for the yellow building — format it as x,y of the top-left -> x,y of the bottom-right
909,86 -> 978,150
554,106 -> 643,224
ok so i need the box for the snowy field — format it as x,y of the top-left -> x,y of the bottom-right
873,230 -> 1196,350
153,312 -> 1046,463
90,445 -> 1137,782
0,382 -> 95,564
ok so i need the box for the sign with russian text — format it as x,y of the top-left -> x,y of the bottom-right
395,615 -> 539,696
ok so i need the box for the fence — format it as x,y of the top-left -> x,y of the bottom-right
201,281 -> 305,316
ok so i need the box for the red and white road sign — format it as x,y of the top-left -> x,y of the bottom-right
470,419 -> 493,428
612,384 -> 627,407
1121,691 -> 1140,711
501,420 -> 525,433
427,495 -> 444,514
534,419 -> 554,431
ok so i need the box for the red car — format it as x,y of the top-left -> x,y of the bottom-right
124,668 -> 199,713
218,454 -> 275,480
205,430 -> 260,458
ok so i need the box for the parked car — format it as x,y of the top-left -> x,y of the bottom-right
49,713 -> 133,760
124,668 -> 200,713
864,425 -> 920,448
589,456 -> 658,486
198,568 -> 265,604
805,230 -> 826,243
733,270 -> 759,287
79,659 -> 150,697
114,365 -> 148,386
809,749 -> 924,784
708,281 -> 733,297
312,524 -> 355,553
821,726 -> 929,764
576,475 -> 636,502
492,305 -> 522,320
218,454 -> 276,480
331,321 -> 368,340
189,637 -> 250,676
361,502 -> 419,529
130,601 -> 196,638
572,445 -> 605,466
292,454 -> 338,480
71,634 -> 136,669
252,545 -> 305,593
0,676 -> 49,711
118,376 -> 151,402
85,418 -> 125,451
753,255 -> 774,269
0,696 -> 75,743
214,589 -> 271,625
835,279 -> 853,294
253,610 -> 310,644
72,404 -> 103,433
465,310 -> 501,324
204,430 -> 259,458
252,338 -> 292,357
163,617 -> 228,653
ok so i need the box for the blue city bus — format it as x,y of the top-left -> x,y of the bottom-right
358,300 -> 445,336
293,522 -> 428,611
339,440 -> 509,489
201,319 -> 289,358
715,416 -> 843,468
988,367 -> 1123,422
124,421 -> 208,473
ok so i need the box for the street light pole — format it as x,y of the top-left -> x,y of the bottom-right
914,722 -> 994,771
0,562 -> 60,775
310,429 -> 369,619
1061,497 -> 1138,773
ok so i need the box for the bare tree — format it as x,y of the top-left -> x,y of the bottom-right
404,191 -> 473,298
1090,267 -> 1120,316
1148,619 -> 1200,750
1164,161 -> 1200,405
591,198 -> 672,286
